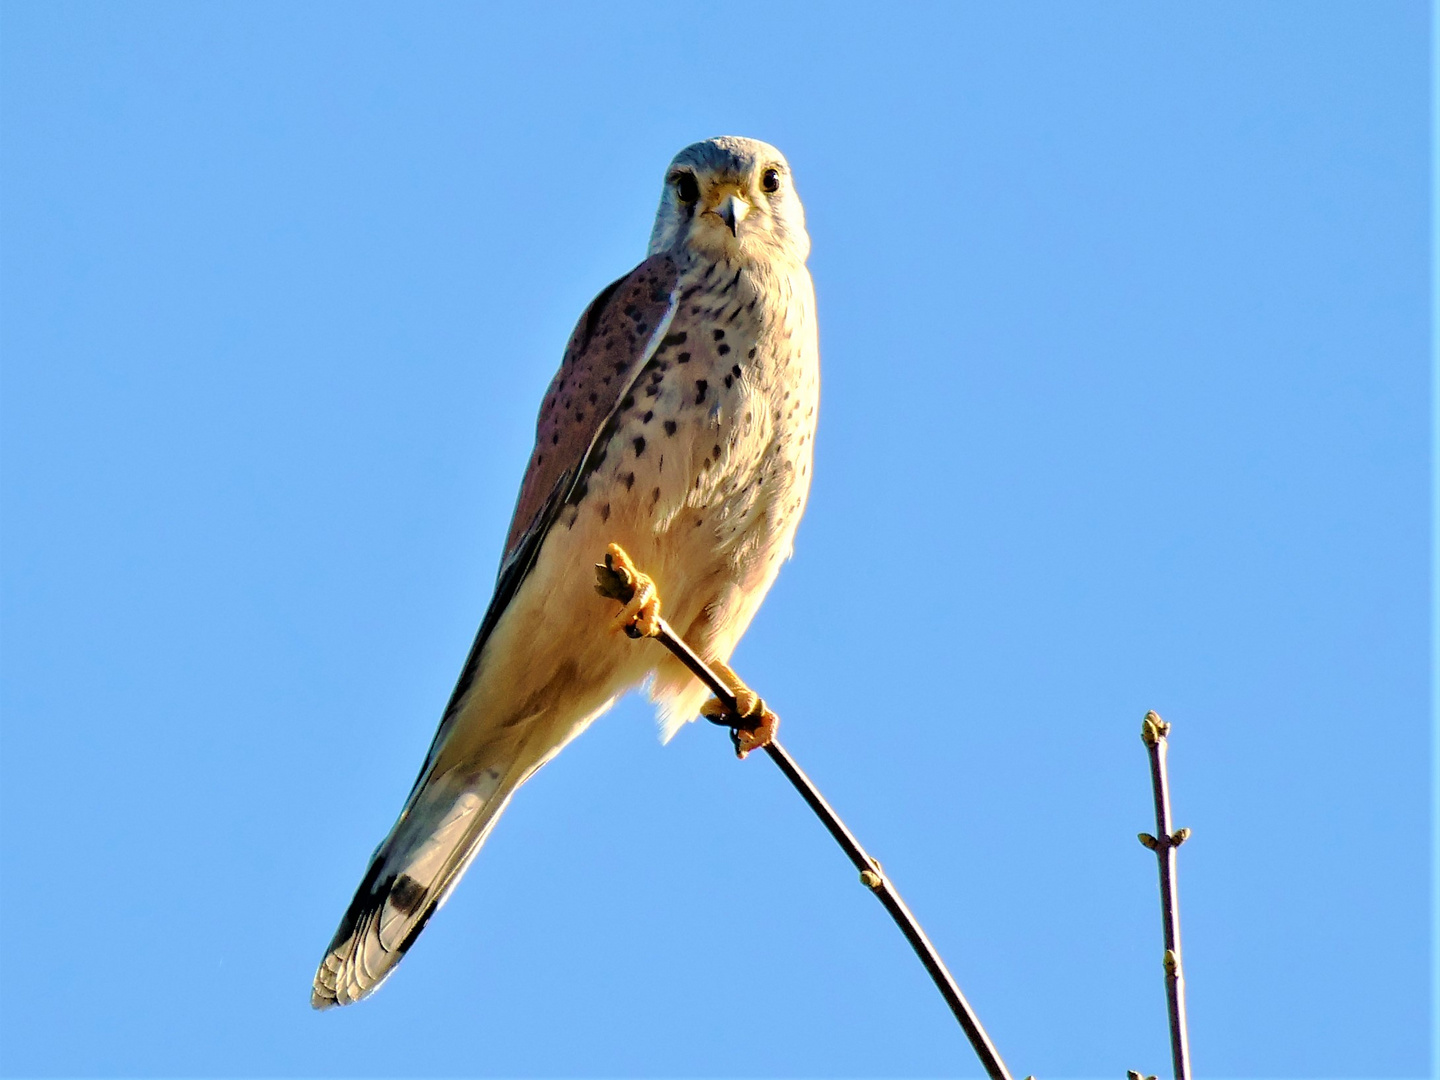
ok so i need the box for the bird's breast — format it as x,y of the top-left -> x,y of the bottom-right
558,253 -> 817,608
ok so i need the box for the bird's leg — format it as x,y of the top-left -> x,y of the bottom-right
700,659 -> 779,759
593,543 -> 661,639
594,547 -> 774,756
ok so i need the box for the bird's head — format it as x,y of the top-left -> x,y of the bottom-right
648,136 -> 809,264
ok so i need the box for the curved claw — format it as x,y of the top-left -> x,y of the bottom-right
620,578 -> 661,639
728,708 -> 778,758
699,659 -> 778,758
594,543 -> 661,638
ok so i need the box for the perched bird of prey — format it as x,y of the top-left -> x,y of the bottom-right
312,136 -> 820,1008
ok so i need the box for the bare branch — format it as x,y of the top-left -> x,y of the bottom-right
595,545 -> 1016,1080
1138,711 -> 1193,1080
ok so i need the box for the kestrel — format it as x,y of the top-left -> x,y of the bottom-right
312,136 -> 820,1008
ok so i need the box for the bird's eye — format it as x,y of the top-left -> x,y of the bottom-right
761,167 -> 781,194
673,172 -> 700,205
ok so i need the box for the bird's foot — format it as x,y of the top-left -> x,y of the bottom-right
700,659 -> 779,759
594,543 -> 661,639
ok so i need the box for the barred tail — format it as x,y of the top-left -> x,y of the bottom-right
311,767 -> 511,1009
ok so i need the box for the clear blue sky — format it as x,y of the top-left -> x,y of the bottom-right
0,3 -> 1430,1076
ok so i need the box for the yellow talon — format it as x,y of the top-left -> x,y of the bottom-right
730,712 -> 778,759
701,659 -> 779,759
594,543 -> 661,638
593,548 -> 776,755
619,577 -> 661,639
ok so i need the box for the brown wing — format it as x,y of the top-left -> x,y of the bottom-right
435,252 -> 680,729
500,253 -> 679,569
314,256 -> 681,1007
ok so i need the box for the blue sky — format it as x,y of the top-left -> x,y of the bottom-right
0,2 -> 1430,1076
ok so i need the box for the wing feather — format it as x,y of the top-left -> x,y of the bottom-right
414,253 -> 680,779
315,255 -> 682,1008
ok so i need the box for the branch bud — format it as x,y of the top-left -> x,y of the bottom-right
1140,710 -> 1170,745
1138,832 -> 1158,850
1171,827 -> 1191,846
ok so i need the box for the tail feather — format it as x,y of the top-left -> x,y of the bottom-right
312,768 -> 509,1009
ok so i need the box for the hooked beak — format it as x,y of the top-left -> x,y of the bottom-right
710,193 -> 751,237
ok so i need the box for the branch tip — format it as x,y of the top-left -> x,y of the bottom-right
1140,710 -> 1171,746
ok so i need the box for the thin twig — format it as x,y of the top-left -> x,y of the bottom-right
1137,711 -> 1193,1080
594,547 -> 1015,1080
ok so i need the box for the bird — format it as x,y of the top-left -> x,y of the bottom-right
312,136 -> 820,1008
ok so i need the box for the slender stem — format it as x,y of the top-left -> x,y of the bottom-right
645,610 -> 1014,1080
1140,712 -> 1192,1080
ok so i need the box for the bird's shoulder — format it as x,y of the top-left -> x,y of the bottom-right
502,252 -> 681,562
